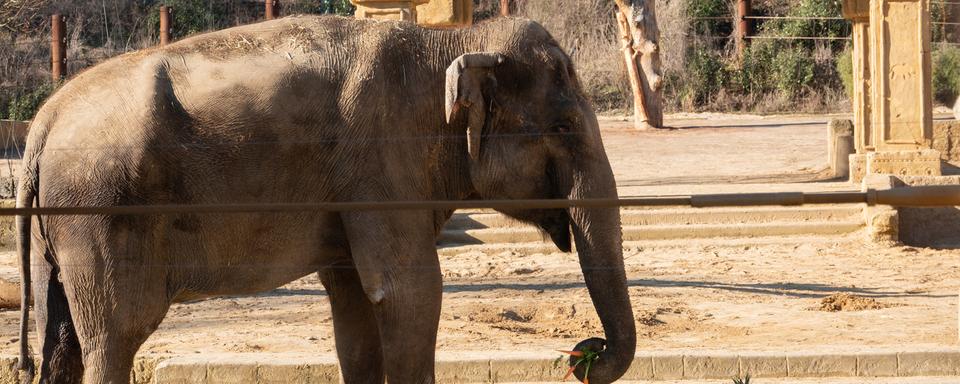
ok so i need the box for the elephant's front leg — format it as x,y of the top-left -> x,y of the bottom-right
341,210 -> 443,384
320,261 -> 385,384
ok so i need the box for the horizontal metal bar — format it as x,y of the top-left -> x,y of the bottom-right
0,186 -> 958,216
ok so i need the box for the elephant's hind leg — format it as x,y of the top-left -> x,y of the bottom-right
320,262 -> 385,384
33,259 -> 83,384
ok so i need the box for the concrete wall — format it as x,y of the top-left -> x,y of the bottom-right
933,120 -> 960,167
896,174 -> 960,248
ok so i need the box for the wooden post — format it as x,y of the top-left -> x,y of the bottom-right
736,0 -> 752,57
500,0 -> 510,16
50,14 -> 66,82
614,0 -> 664,129
266,0 -> 277,20
159,5 -> 172,46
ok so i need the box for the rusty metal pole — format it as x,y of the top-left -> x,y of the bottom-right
500,0 -> 510,16
50,14 -> 66,82
266,0 -> 276,20
736,0 -> 751,58
159,5 -> 171,46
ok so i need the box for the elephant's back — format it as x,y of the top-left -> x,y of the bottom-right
28,15 -> 447,210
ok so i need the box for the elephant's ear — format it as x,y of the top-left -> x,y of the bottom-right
445,52 -> 505,161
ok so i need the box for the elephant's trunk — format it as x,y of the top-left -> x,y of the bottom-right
567,150 -> 636,384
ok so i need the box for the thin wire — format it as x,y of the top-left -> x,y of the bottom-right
744,16 -> 847,21
36,131 -> 586,152
3,117 -> 947,152
745,36 -> 852,41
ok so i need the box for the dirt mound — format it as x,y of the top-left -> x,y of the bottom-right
818,293 -> 886,312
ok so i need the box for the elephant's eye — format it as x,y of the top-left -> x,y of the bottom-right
553,125 -> 571,134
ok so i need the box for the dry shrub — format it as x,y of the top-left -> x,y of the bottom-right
518,0 -> 631,112
516,0 -> 694,114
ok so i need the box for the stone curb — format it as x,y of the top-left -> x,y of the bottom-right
3,350 -> 958,383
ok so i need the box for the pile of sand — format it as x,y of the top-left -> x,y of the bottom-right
818,293 -> 886,312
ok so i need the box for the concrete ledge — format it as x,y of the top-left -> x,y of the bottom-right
1,350 -> 957,383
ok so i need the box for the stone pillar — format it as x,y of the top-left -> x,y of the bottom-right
842,0 -> 941,181
862,174 -> 900,244
869,0 -> 934,153
417,0 -> 473,26
842,0 -> 871,154
351,0 -> 428,22
865,0 -> 939,177
828,119 -> 855,179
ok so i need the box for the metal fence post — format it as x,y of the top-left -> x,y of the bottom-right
159,5 -> 172,46
51,14 -> 66,82
736,0 -> 752,57
266,0 -> 277,20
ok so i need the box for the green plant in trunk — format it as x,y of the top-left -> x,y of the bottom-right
555,349 -> 601,384
732,373 -> 752,384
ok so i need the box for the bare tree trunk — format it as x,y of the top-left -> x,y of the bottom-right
615,0 -> 664,129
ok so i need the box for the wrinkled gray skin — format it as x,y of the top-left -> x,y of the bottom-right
16,15 -> 635,384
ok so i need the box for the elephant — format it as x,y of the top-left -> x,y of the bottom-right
15,15 -> 636,384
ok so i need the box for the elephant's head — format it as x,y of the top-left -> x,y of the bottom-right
444,22 -> 636,384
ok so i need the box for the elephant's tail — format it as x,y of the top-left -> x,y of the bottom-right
16,149 -> 37,383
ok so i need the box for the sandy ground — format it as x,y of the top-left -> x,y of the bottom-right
1,234 -> 956,357
599,115 -> 835,193
0,114 -> 957,359
522,379 -> 960,384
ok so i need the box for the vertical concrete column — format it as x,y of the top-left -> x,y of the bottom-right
869,0 -> 933,152
351,0 -> 428,22
828,119 -> 855,179
841,0 -> 871,154
417,0 -> 473,26
865,0 -> 940,177
862,174 -> 900,244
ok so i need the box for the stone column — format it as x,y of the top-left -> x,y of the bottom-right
865,0 -> 940,177
351,0 -> 429,22
841,0 -> 871,154
843,0 -> 941,181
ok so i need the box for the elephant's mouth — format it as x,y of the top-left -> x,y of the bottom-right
540,210 -> 572,252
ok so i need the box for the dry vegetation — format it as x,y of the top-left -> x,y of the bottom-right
6,0 -> 930,120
